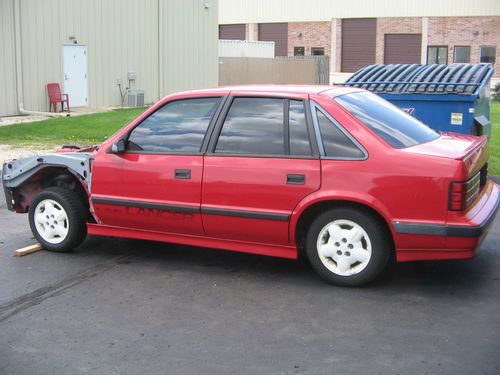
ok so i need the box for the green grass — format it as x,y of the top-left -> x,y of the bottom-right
1,103 -> 499,175
490,101 -> 500,175
0,108 -> 145,147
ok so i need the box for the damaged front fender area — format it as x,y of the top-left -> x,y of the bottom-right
2,153 -> 93,215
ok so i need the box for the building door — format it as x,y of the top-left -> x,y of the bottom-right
258,23 -> 288,56
63,45 -> 87,107
384,34 -> 422,64
219,24 -> 246,40
341,19 -> 376,72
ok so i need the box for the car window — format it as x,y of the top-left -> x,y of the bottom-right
215,98 -> 285,155
316,109 -> 365,159
335,91 -> 439,148
289,100 -> 312,156
127,97 -> 220,152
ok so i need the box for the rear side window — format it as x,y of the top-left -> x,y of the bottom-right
216,98 -> 285,155
215,97 -> 313,157
316,109 -> 365,159
335,92 -> 439,148
128,97 -> 220,152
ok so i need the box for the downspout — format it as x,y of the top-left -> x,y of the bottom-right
158,0 -> 164,101
13,0 -> 67,117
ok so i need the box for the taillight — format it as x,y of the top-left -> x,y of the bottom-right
448,171 -> 481,211
449,182 -> 465,211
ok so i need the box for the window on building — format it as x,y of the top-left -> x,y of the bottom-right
311,47 -> 325,56
480,46 -> 496,64
128,98 -> 220,153
294,47 -> 305,56
427,46 -> 448,64
453,46 -> 471,63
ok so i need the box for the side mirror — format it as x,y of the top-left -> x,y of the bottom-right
111,138 -> 126,153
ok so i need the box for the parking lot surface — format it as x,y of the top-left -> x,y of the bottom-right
0,192 -> 499,375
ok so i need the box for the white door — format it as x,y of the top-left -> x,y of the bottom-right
63,45 -> 88,107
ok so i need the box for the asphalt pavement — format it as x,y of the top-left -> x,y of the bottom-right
0,191 -> 499,375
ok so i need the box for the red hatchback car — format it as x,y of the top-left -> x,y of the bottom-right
2,85 -> 499,286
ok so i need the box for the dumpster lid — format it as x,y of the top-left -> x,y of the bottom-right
343,63 -> 494,95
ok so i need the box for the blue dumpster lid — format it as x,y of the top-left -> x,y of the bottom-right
344,63 -> 494,95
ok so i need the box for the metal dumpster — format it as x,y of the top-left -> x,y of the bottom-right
343,63 -> 494,136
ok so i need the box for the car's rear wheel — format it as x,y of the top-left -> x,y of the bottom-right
305,207 -> 391,287
28,187 -> 87,252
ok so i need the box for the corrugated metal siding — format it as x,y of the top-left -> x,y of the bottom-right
1,0 -> 218,114
17,0 -> 160,111
219,24 -> 246,40
341,19 -> 376,73
258,23 -> 288,57
384,34 -> 422,64
161,0 -> 218,96
219,0 -> 500,24
0,0 -> 18,116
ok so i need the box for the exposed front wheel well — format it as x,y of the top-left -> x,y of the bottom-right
10,167 -> 90,219
295,200 -> 394,257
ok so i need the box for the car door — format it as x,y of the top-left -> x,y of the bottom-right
201,96 -> 321,246
91,96 -> 223,235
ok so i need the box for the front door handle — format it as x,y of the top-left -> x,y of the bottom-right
287,174 -> 305,185
175,169 -> 191,179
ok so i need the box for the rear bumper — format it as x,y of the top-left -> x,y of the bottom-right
394,181 -> 499,238
393,180 -> 499,262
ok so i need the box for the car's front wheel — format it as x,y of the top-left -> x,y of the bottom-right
305,207 -> 391,287
28,187 -> 87,252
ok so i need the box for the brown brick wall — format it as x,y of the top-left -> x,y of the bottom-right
239,16 -> 500,78
376,17 -> 422,64
428,16 -> 500,77
287,22 -> 331,56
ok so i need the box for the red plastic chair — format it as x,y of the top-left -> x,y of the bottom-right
47,83 -> 70,113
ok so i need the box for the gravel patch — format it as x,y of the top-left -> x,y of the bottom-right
0,115 -> 49,127
0,145 -> 56,165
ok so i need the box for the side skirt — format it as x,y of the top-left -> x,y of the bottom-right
87,223 -> 298,259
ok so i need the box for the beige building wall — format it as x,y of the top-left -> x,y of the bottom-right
17,0 -> 160,112
0,0 -> 218,116
161,0 -> 219,95
219,0 -> 500,24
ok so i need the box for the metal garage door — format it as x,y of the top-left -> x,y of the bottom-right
258,23 -> 288,57
341,19 -> 376,73
219,24 -> 246,40
384,34 -> 422,64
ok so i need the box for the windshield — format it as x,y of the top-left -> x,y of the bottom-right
334,91 -> 439,148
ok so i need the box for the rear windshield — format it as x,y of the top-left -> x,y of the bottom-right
334,91 -> 439,148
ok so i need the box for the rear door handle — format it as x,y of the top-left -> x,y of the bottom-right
287,174 -> 305,185
175,169 -> 191,179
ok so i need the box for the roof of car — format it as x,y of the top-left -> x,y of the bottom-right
170,85 -> 362,98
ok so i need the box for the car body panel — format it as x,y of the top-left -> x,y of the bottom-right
2,85 -> 498,265
202,156 -> 320,246
91,152 -> 205,236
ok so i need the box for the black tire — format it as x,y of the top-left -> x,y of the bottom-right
28,187 -> 87,252
305,207 -> 391,287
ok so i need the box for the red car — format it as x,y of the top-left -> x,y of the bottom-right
2,85 -> 499,286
